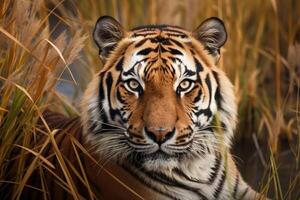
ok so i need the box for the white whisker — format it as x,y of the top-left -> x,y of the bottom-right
89,118 -> 126,130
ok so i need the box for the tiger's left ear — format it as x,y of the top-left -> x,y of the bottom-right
193,17 -> 227,63
93,16 -> 126,62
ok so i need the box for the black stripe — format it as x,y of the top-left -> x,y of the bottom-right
238,188 -> 249,200
137,47 -> 154,55
233,174 -> 239,199
135,38 -> 148,47
193,87 -> 202,103
170,38 -> 184,48
115,57 -> 124,71
122,61 -> 140,76
164,28 -> 187,35
194,108 -> 212,118
221,122 -> 227,131
169,48 -> 183,55
212,71 -> 222,109
132,32 -> 157,37
161,58 -> 169,65
129,132 -> 144,139
205,74 -> 212,107
131,24 -> 169,31
194,58 -> 203,72
166,33 -> 188,38
173,168 -> 207,184
183,64 -> 196,76
105,72 -> 113,105
127,140 -> 150,146
105,72 -> 121,121
159,45 -> 168,53
144,60 -> 156,77
208,154 -> 222,184
98,73 -> 110,129
194,74 -> 213,118
176,132 -> 191,140
151,36 -> 172,45
213,168 -> 226,199
125,112 -> 132,121
98,72 -> 105,101
131,25 -> 186,35
116,85 -> 126,104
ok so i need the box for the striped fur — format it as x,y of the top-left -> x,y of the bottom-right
82,16 -> 269,199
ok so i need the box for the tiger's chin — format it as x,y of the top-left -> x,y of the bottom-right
125,150 -> 183,172
141,155 -> 180,171
124,145 -> 194,171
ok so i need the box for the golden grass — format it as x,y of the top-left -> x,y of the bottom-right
0,0 -> 86,198
0,0 -> 299,199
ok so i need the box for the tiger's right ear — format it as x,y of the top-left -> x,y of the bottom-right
93,16 -> 125,61
193,17 -> 227,63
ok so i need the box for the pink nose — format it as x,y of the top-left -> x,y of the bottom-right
145,127 -> 175,144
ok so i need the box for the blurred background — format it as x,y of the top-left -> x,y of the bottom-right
0,0 -> 299,199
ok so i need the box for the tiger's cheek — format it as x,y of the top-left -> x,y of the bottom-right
173,94 -> 193,137
184,85 -> 202,109
181,85 -> 203,123
116,84 -> 139,125
127,106 -> 145,135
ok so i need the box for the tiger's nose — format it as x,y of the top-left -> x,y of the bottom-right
145,127 -> 175,144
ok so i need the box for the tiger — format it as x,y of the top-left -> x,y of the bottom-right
81,16 -> 269,200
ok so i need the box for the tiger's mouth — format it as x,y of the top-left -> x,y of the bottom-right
122,125 -> 217,162
145,149 -> 174,159
125,131 -> 193,157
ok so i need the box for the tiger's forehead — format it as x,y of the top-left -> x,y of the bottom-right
102,25 -> 213,82
118,28 -> 211,79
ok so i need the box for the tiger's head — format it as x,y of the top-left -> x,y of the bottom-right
82,16 -> 237,167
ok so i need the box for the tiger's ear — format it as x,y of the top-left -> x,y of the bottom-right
193,17 -> 227,62
93,16 -> 125,61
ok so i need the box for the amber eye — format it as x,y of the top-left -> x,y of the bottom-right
177,79 -> 194,93
126,79 -> 142,93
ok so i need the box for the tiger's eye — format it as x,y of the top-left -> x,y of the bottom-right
177,79 -> 194,94
179,80 -> 191,90
128,79 -> 140,90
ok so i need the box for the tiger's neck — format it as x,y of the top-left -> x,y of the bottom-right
121,150 -> 258,200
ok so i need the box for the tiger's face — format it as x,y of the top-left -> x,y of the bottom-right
107,34 -> 218,156
82,16 -> 237,165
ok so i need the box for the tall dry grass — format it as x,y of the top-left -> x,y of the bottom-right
0,0 -> 86,198
0,0 -> 299,199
